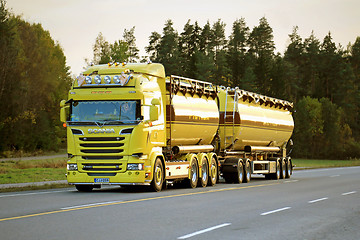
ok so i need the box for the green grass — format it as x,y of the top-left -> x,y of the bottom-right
292,158 -> 360,169
0,157 -> 67,184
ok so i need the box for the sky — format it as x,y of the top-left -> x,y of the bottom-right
6,0 -> 360,76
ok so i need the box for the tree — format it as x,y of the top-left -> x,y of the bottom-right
92,32 -> 111,64
247,17 -> 275,94
123,26 -> 139,62
145,31 -> 161,62
157,19 -> 180,75
227,18 -> 249,87
293,97 -> 323,158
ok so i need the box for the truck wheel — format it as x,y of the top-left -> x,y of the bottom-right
244,159 -> 251,183
151,158 -> 164,192
199,157 -> 208,187
235,160 -> 244,184
189,159 -> 198,188
75,185 -> 94,192
274,159 -> 281,180
208,156 -> 217,186
285,158 -> 291,178
280,158 -> 286,179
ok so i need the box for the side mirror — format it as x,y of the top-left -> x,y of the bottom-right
151,98 -> 160,106
60,100 -> 68,123
150,105 -> 159,121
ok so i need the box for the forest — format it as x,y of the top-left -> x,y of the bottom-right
1,0 -> 360,159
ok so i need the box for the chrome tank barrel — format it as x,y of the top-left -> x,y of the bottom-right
218,87 -> 294,151
166,76 -> 219,147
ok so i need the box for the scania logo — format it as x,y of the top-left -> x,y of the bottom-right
88,128 -> 115,134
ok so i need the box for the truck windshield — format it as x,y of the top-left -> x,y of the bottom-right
69,100 -> 140,125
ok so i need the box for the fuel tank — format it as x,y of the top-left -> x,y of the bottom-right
166,76 -> 219,147
218,87 -> 294,151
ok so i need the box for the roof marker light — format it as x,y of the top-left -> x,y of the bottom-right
104,75 -> 111,84
85,76 -> 92,84
94,75 -> 101,84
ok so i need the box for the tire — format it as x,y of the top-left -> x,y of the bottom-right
199,157 -> 208,187
235,160 -> 244,184
280,158 -> 286,179
285,158 -> 291,178
274,159 -> 281,180
243,160 -> 251,183
151,158 -> 164,192
208,156 -> 217,186
75,185 -> 94,192
189,158 -> 198,188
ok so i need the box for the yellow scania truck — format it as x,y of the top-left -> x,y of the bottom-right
60,62 -> 294,192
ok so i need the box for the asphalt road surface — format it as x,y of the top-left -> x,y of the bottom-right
0,167 -> 359,240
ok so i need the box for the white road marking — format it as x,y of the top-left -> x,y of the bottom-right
342,191 -> 357,196
0,189 -> 74,198
284,180 -> 299,183
177,223 -> 231,239
308,197 -> 328,203
61,200 -> 123,210
330,175 -> 340,177
260,207 -> 291,216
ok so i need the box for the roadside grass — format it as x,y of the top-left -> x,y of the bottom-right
292,158 -> 360,169
0,157 -> 67,184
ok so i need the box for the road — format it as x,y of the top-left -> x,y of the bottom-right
0,167 -> 359,240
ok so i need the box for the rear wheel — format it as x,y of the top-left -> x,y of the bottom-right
286,158 -> 292,178
199,157 -> 208,187
235,160 -> 244,184
280,158 -> 286,179
244,160 -> 251,183
151,158 -> 164,192
208,156 -> 217,186
189,159 -> 198,188
75,185 -> 94,192
275,159 -> 281,180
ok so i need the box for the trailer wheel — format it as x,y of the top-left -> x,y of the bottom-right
75,185 -> 94,192
151,158 -> 164,192
235,160 -> 244,184
189,159 -> 198,188
208,156 -> 217,186
285,158 -> 291,178
199,157 -> 208,187
280,158 -> 286,179
244,159 -> 251,183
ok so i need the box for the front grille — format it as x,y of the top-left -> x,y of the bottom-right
82,163 -> 123,171
80,143 -> 124,148
80,137 -> 124,141
78,135 -> 127,172
82,156 -> 123,160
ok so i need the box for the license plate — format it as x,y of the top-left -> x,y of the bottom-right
94,178 -> 109,183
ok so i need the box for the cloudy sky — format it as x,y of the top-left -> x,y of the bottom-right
6,0 -> 360,75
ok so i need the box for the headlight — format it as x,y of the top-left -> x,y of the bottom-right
94,75 -> 101,84
127,163 -> 144,171
67,163 -> 78,171
85,76 -> 92,84
104,75 -> 111,84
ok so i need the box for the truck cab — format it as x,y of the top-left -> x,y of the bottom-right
60,62 -> 166,191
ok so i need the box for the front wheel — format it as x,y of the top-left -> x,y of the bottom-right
151,158 -> 164,192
